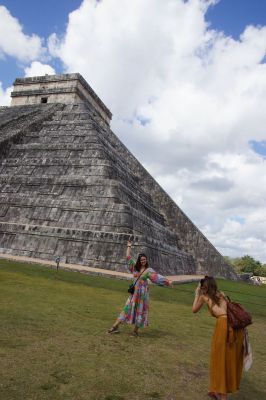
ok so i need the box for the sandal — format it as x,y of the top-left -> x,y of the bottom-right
107,326 -> 120,334
208,393 -> 219,400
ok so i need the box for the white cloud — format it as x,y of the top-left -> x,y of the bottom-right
24,61 -> 56,77
0,83 -> 12,106
0,5 -> 44,62
22,0 -> 266,262
0,61 -> 55,106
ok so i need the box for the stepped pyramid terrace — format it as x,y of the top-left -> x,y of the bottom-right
0,73 -> 235,278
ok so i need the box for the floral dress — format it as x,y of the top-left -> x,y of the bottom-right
118,256 -> 170,328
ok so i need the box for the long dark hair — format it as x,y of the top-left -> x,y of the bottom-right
200,276 -> 221,306
134,253 -> 148,272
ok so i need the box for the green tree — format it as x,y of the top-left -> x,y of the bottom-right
255,265 -> 266,277
234,255 -> 261,274
224,255 -> 266,276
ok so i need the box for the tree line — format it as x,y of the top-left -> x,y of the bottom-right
224,255 -> 266,277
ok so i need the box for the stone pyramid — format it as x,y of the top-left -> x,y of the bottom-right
0,73 -> 235,278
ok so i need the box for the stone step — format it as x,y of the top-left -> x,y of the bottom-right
0,198 -> 170,239
0,221 -> 193,274
1,157 -> 111,168
0,181 -> 163,223
23,134 -> 99,144
0,182 -> 158,221
11,142 -> 105,151
0,194 -> 123,210
42,120 -> 95,126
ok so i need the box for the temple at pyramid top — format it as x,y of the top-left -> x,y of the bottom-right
11,73 -> 112,125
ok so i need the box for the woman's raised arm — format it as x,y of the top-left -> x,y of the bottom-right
192,284 -> 205,313
125,240 -> 135,273
126,240 -> 132,259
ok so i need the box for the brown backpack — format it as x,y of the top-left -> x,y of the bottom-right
226,298 -> 252,330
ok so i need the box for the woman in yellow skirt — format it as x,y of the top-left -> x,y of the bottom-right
192,276 -> 244,400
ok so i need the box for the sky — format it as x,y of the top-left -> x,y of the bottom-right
0,0 -> 266,263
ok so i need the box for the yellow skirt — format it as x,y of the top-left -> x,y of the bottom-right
209,315 -> 244,395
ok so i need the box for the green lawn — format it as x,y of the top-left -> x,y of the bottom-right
0,260 -> 265,400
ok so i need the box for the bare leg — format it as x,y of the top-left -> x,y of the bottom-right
108,319 -> 121,333
133,325 -> 139,336
220,395 -> 227,400
112,319 -> 121,329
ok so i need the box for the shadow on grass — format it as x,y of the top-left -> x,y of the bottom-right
233,377 -> 266,400
139,328 -> 180,339
104,396 -> 125,400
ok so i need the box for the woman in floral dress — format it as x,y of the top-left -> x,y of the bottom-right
108,241 -> 172,336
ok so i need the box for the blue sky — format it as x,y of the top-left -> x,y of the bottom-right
0,0 -> 82,87
206,0 -> 266,38
1,0 -> 266,88
0,0 -> 266,262
0,0 -> 82,38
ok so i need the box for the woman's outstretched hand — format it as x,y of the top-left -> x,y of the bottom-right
127,240 -> 132,247
168,280 -> 174,288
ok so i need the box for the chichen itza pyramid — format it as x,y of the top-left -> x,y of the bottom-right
0,73 -> 235,278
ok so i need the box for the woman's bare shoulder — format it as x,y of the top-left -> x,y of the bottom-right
219,291 -> 227,299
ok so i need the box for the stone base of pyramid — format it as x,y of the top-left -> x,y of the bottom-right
0,252 -> 204,283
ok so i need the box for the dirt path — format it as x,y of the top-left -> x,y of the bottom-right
0,252 -> 203,284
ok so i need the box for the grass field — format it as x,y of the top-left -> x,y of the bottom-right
0,260 -> 265,400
